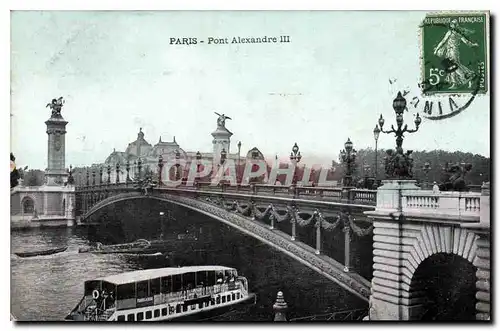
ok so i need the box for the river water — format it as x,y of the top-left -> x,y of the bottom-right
11,199 -> 370,321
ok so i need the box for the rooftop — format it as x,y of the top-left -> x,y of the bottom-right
94,265 -> 234,285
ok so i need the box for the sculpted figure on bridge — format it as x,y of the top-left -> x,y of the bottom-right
214,112 -> 232,129
46,97 -> 65,118
439,162 -> 472,192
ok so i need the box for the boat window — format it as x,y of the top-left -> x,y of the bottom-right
160,276 -> 172,294
137,312 -> 144,321
196,271 -> 207,287
183,272 -> 195,290
227,295 -> 231,302
232,293 -> 235,301
150,278 -> 161,296
216,296 -> 220,304
161,308 -> 168,316
222,296 -> 226,303
102,282 -> 116,300
146,311 -> 152,320
117,315 -> 125,322
183,305 -> 188,312
127,313 -> 134,322
216,272 -> 224,284
169,305 -> 175,314
154,309 -> 160,318
207,271 -> 216,286
137,281 -> 149,298
176,304 -> 181,313
117,283 -> 135,300
84,280 -> 101,296
198,302 -> 203,309
211,298 -> 215,306
237,293 -> 240,300
172,274 -> 182,292
224,270 -> 231,282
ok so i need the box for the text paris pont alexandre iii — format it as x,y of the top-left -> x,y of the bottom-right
169,35 -> 291,46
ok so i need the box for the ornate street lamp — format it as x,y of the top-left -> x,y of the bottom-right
237,141 -> 242,183
339,138 -> 357,187
290,143 -> 302,185
158,155 -> 164,187
378,91 -> 422,179
196,151 -> 202,184
175,149 -> 181,181
125,159 -> 131,184
373,124 -> 381,183
115,162 -> 120,184
106,164 -> 111,184
137,158 -> 142,180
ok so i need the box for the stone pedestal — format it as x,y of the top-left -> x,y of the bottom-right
375,180 -> 420,213
368,180 -> 425,320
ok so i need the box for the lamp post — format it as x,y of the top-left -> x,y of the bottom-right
290,143 -> 302,185
158,155 -> 164,187
115,163 -> 120,184
175,150 -> 181,181
237,141 -> 242,183
422,161 -> 431,189
378,91 -> 422,179
373,124 -> 381,184
125,159 -> 131,185
106,164 -> 111,184
339,138 -> 357,187
196,151 -> 202,185
220,148 -> 227,185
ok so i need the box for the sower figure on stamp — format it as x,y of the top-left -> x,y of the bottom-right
433,19 -> 479,89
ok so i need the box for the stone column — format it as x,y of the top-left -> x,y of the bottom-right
291,218 -> 296,241
343,223 -> 351,272
315,218 -> 321,255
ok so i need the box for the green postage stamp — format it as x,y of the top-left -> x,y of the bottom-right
420,11 -> 489,95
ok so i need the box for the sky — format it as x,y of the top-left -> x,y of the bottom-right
10,10 -> 490,170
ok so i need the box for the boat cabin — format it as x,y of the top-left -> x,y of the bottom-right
81,266 -> 242,314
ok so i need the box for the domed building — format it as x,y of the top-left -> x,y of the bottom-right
77,116 -> 267,185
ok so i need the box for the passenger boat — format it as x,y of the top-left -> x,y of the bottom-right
14,246 -> 67,258
65,266 -> 256,321
78,239 -> 153,254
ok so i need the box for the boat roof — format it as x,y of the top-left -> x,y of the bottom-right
93,266 -> 235,285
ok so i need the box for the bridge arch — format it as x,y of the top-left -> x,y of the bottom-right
403,225 -> 479,320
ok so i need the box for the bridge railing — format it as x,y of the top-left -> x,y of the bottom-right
75,181 -> 378,206
402,190 -> 481,220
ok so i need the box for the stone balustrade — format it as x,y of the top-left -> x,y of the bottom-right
402,191 -> 481,221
